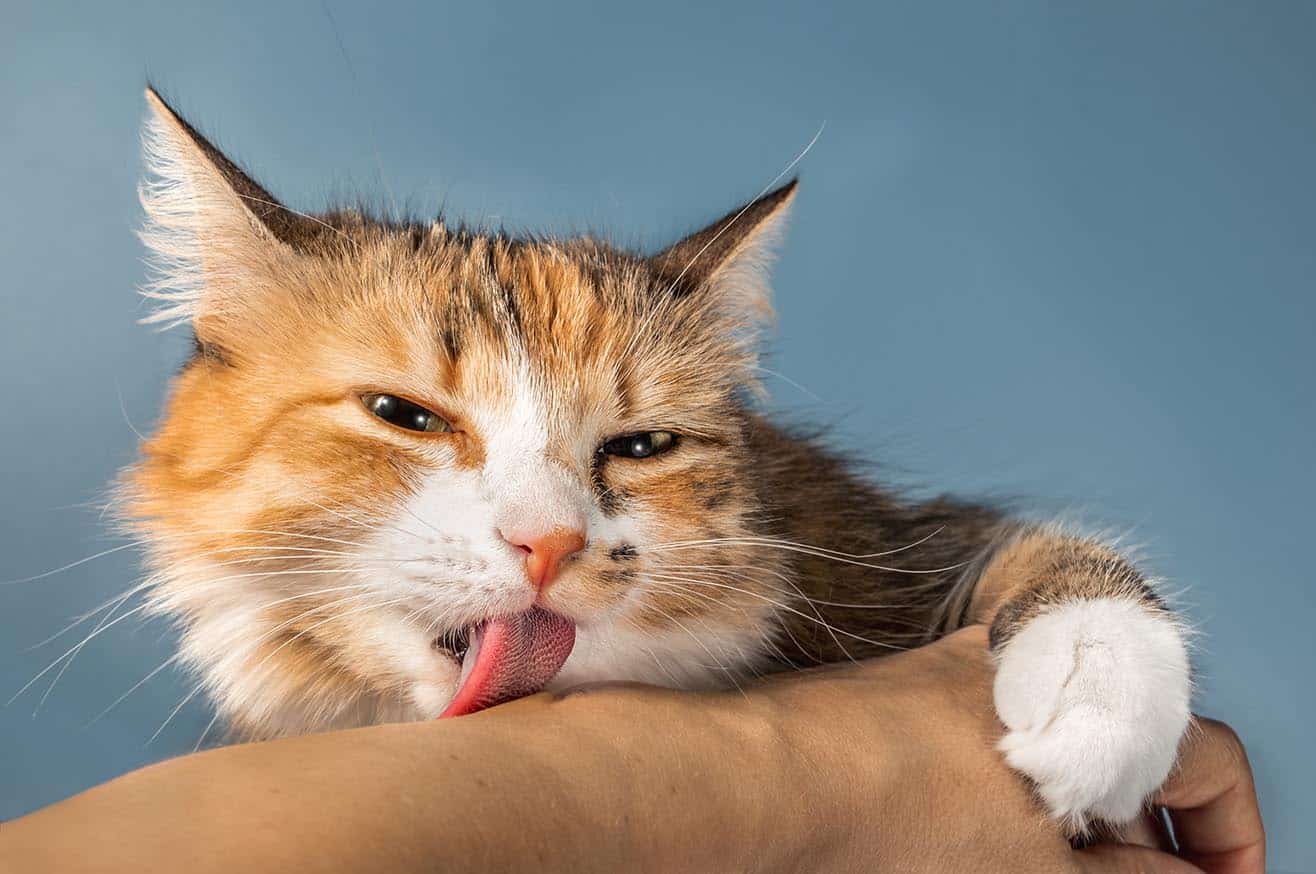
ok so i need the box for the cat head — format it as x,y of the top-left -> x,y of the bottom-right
124,89 -> 795,736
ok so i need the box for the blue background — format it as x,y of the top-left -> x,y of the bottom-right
2,2 -> 1311,868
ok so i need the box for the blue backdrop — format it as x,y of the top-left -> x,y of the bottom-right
2,2 -> 1311,868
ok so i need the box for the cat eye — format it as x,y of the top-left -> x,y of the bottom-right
361,393 -> 452,434
600,431 -> 677,459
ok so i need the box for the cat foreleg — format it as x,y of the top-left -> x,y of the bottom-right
968,528 -> 1192,833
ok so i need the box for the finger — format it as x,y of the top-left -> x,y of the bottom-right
1076,844 -> 1204,874
1155,717 -> 1265,874
1118,810 -> 1173,851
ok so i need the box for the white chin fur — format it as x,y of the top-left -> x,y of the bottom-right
993,597 -> 1191,829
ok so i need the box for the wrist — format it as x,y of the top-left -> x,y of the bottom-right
730,677 -> 899,871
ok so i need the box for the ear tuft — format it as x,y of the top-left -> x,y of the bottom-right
650,179 -> 796,327
137,87 -> 316,329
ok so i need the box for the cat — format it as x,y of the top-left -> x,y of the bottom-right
121,87 -> 1191,833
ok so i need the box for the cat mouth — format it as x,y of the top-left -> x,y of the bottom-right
432,627 -> 473,663
431,607 -> 576,718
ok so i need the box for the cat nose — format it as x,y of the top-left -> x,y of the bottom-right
502,527 -> 586,592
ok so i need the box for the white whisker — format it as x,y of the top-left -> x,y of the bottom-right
660,123 -> 823,296
8,602 -> 154,706
86,653 -> 183,727
2,541 -> 141,586
640,572 -> 908,653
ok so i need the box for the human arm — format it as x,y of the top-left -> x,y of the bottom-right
0,627 -> 1262,873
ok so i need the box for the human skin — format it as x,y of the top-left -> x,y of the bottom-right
0,627 -> 1263,873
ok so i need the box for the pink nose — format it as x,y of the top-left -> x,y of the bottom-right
503,527 -> 586,591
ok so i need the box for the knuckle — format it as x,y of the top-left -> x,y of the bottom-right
1198,716 -> 1253,776
1217,722 -> 1249,763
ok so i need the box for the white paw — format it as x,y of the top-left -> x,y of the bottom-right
993,597 -> 1191,828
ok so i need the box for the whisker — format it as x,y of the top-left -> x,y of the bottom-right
148,681 -> 205,745
639,569 -> 828,664
114,377 -> 149,443
192,710 -> 222,753
1,541 -> 142,586
639,573 -> 908,653
648,526 -> 945,561
747,364 -> 823,402
85,653 -> 182,727
234,194 -> 360,252
660,123 -> 823,296
297,496 -> 435,546
246,582 -> 378,616
236,590 -> 383,658
645,562 -> 854,660
638,601 -> 747,696
27,581 -> 153,651
242,595 -> 414,686
646,536 -> 966,576
620,625 -> 686,687
167,528 -> 370,551
639,580 -> 723,609
8,602 -> 154,706
655,563 -> 933,611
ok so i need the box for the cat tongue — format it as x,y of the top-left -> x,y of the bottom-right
438,608 -> 576,718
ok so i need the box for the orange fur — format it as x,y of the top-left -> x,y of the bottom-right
124,90 -> 795,736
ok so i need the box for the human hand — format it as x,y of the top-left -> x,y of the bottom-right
1080,717 -> 1265,873
745,625 -> 1264,872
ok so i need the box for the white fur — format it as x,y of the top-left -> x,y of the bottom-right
993,597 -> 1191,828
137,107 -> 215,327
138,94 -> 284,328
353,355 -> 761,717
480,364 -> 587,542
152,557 -> 446,733
555,621 -> 771,691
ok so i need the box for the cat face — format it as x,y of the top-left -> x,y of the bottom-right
124,89 -> 795,736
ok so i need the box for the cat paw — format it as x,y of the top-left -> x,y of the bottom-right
992,597 -> 1191,830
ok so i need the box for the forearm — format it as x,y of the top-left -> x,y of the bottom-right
0,637 -> 1263,874
966,525 -> 1165,643
0,685 -> 840,873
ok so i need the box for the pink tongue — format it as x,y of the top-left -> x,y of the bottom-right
438,608 -> 576,718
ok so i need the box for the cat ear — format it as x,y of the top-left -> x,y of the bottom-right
138,87 -> 321,330
649,179 -> 796,323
